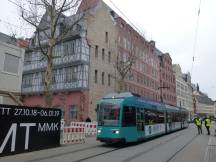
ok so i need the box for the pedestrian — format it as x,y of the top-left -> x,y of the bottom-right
194,116 -> 202,134
86,117 -> 91,122
204,116 -> 211,135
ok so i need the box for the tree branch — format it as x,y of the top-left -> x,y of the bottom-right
36,29 -> 48,56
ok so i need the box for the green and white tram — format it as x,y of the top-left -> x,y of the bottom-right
96,92 -> 189,143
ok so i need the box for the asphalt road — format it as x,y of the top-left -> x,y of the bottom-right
0,124 -> 212,162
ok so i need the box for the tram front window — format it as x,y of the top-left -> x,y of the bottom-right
98,103 -> 120,126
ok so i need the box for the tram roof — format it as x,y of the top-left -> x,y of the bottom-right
164,104 -> 179,112
102,92 -> 164,110
102,92 -> 135,99
101,92 -> 187,112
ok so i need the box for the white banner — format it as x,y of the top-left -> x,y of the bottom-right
145,124 -> 165,136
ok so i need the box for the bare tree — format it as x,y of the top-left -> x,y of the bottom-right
16,0 -> 89,107
115,34 -> 139,92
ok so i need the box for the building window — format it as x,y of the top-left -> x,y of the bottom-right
4,53 -> 19,74
102,48 -> 105,61
64,67 -> 77,83
102,72 -> 105,85
94,70 -> 98,83
70,105 -> 77,119
105,32 -> 108,43
95,45 -> 98,58
108,74 -> 111,86
108,51 -> 111,63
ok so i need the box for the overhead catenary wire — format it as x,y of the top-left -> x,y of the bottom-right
108,0 -> 146,39
191,0 -> 202,77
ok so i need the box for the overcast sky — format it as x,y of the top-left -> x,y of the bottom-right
0,0 -> 215,100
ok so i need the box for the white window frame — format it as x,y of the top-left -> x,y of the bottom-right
3,53 -> 20,76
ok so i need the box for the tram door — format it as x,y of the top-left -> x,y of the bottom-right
136,108 -> 145,139
166,112 -> 172,132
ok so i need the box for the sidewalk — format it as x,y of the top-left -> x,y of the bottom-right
171,125 -> 216,162
204,135 -> 216,162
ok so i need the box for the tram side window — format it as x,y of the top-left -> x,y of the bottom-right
145,109 -> 164,125
167,112 -> 172,123
122,106 -> 136,127
158,112 -> 165,123
183,112 -> 188,121
172,112 -> 181,122
145,110 -> 157,125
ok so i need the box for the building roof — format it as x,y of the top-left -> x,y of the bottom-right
155,48 -> 163,56
37,11 -> 66,30
78,0 -> 99,12
0,32 -> 17,45
196,95 -> 214,105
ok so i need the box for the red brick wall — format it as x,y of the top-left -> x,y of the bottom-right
159,54 -> 177,106
116,17 -> 160,102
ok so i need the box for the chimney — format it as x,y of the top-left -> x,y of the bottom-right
110,10 -> 115,18
149,40 -> 155,47
16,38 -> 29,48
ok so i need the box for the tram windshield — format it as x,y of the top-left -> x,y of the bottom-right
98,103 -> 120,126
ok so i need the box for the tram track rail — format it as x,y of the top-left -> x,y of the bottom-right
26,145 -> 101,162
71,129 -> 190,162
165,134 -> 197,162
27,128 -> 192,162
27,142 -> 128,162
73,147 -> 123,162
122,132 -> 188,162
122,130 -> 197,162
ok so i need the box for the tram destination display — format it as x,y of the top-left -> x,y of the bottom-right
0,104 -> 61,157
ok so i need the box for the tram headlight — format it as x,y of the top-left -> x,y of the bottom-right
97,129 -> 101,133
113,130 -> 120,134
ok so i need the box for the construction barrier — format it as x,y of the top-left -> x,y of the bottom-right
70,122 -> 97,137
63,126 -> 85,144
70,122 -> 86,128
85,122 -> 97,137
